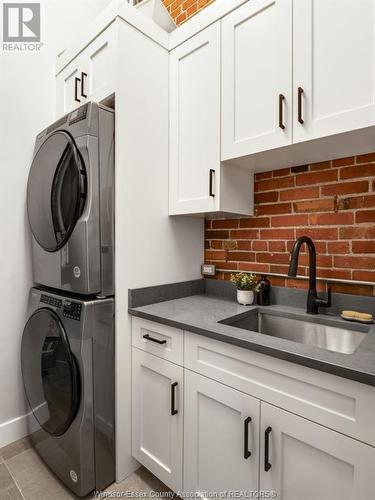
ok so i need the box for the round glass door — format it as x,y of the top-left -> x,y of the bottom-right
21,309 -> 80,436
27,131 -> 87,252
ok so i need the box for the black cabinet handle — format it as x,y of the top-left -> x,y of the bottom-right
264,426 -> 272,472
171,382 -> 178,416
244,417 -> 252,459
74,77 -> 81,103
278,94 -> 285,130
298,87 -> 304,124
209,169 -> 215,197
81,72 -> 88,98
142,334 -> 167,345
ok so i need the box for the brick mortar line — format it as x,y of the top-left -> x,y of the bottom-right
255,194 -> 375,205
256,171 -> 375,181
211,269 -> 375,287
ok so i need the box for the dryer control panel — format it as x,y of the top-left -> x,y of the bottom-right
40,294 -> 62,308
63,300 -> 82,321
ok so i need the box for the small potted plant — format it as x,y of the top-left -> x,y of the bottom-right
230,272 -> 260,305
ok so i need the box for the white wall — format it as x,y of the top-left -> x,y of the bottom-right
0,0 -> 113,448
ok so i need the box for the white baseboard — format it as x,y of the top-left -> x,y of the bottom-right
0,413 -> 29,449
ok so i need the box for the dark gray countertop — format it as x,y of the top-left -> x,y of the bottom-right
129,293 -> 375,387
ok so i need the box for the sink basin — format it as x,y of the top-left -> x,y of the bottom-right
220,309 -> 370,354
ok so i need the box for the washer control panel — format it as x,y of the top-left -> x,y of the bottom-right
63,300 -> 82,321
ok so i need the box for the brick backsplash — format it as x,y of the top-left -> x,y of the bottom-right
163,0 -> 215,25
204,153 -> 375,297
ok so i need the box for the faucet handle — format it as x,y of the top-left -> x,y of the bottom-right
315,287 -> 332,309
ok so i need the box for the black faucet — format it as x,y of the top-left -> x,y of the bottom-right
288,236 -> 331,314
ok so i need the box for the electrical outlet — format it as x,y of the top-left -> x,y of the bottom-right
201,264 -> 216,276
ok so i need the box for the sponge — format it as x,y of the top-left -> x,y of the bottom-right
341,310 -> 373,321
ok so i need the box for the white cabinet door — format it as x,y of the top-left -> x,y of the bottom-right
82,22 -> 117,105
132,348 -> 183,492
294,0 -> 375,143
221,0 -> 292,160
169,22 -> 221,215
56,23 -> 117,117
184,370 -> 260,497
56,56 -> 83,116
260,402 -> 375,500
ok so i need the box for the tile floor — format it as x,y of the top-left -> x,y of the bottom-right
0,438 -> 170,499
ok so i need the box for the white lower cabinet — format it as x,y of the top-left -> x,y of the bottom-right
132,348 -> 183,491
184,370 -> 260,497
260,402 -> 375,500
132,320 -> 375,498
184,372 -> 375,500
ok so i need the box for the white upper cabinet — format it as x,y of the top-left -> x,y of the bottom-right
169,21 -> 253,216
56,55 -> 85,117
56,23 -> 117,116
184,370 -> 260,497
221,0 -> 293,160
221,0 -> 375,167
293,0 -> 375,143
83,24 -> 117,106
169,22 -> 221,215
260,402 -> 375,500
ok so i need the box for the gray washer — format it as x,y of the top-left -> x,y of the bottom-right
27,102 -> 115,297
21,287 -> 115,497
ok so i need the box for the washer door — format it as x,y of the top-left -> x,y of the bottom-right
21,308 -> 80,436
27,131 -> 87,252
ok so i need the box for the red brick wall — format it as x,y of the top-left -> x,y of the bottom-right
163,0 -> 215,26
205,153 -> 375,296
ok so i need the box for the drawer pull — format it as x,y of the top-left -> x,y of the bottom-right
278,94 -> 285,130
298,86 -> 304,124
171,382 -> 178,415
74,77 -> 81,103
209,169 -> 215,197
244,416 -> 252,459
143,334 -> 167,345
264,426 -> 272,471
81,72 -> 88,98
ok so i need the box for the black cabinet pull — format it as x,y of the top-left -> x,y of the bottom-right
298,87 -> 304,124
74,77 -> 81,103
209,169 -> 215,197
81,72 -> 88,98
171,382 -> 178,416
264,426 -> 272,472
142,334 -> 167,345
278,94 -> 285,130
244,417 -> 252,459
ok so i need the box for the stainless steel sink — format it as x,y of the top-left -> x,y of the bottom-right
220,310 -> 370,354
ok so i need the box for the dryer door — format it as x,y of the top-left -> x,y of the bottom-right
21,308 -> 80,436
27,131 -> 87,252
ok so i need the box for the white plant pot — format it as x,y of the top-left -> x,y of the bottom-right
237,290 -> 254,306
135,0 -> 176,33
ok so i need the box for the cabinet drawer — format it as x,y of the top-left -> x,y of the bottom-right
184,331 -> 375,446
132,317 -> 183,365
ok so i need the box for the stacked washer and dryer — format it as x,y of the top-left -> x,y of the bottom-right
21,102 -> 116,497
